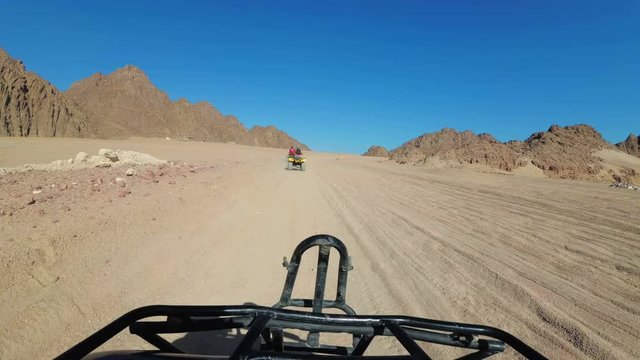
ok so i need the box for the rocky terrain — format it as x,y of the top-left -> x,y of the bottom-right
382,125 -> 640,184
518,124 -> 610,180
390,128 -> 524,171
616,133 -> 639,157
0,48 -> 305,149
0,49 -> 94,138
362,145 -> 390,157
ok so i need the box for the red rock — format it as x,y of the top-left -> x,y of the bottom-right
117,189 -> 132,198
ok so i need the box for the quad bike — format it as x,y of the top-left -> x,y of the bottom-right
286,154 -> 306,171
57,235 -> 547,360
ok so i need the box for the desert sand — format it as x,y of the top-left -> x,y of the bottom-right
1,137 -> 639,359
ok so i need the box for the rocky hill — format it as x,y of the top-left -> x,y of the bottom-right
616,133 -> 639,157
520,124 -> 610,179
244,125 -> 309,150
66,65 -> 306,149
0,49 -> 94,137
382,124 -> 639,183
362,145 -> 390,157
390,128 -> 523,171
1,48 -> 305,149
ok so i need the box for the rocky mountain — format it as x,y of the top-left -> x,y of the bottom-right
244,125 -> 309,150
521,124 -> 610,179
390,128 -> 523,171
0,49 -> 94,137
66,65 -> 306,149
0,48 -> 305,149
616,133 -> 639,157
362,145 -> 390,157
382,124 -> 638,183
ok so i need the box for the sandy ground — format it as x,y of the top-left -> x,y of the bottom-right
1,137 -> 639,359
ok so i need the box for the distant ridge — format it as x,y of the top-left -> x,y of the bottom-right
370,124 -> 640,184
0,48 -> 307,150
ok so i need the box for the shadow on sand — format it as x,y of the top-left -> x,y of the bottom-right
172,328 -> 306,356
171,303 -> 305,356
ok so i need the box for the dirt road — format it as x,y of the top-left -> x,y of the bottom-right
1,138 -> 639,359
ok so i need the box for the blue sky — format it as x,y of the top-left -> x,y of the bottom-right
1,1 -> 638,153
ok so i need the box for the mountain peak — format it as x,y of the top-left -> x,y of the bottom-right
110,64 -> 150,82
616,132 -> 640,157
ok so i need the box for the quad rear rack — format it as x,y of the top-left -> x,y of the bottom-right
56,235 -> 547,360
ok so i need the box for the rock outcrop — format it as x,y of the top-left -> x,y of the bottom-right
362,145 -> 390,157
0,49 -> 94,137
616,133 -> 640,157
521,124 -> 610,179
390,128 -> 523,171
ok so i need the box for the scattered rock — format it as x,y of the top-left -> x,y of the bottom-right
125,168 -> 136,176
610,182 -> 638,190
32,190 -> 42,195
99,149 -> 120,162
117,189 -> 132,198
142,169 -> 156,179
74,152 -> 88,163
27,198 -> 36,205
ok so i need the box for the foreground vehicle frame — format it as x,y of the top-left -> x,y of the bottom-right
57,235 -> 547,360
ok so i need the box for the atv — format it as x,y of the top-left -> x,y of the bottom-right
57,235 -> 547,360
286,154 -> 306,171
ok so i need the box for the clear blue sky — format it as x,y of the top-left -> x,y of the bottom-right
1,0 -> 638,153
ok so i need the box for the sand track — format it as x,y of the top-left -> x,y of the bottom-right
0,138 -> 639,359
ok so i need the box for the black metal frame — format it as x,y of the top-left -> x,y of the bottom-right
274,235 -> 356,348
55,235 -> 548,360
55,305 -> 547,360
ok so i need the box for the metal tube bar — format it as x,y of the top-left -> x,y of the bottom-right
229,315 -> 272,360
385,322 -> 432,360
